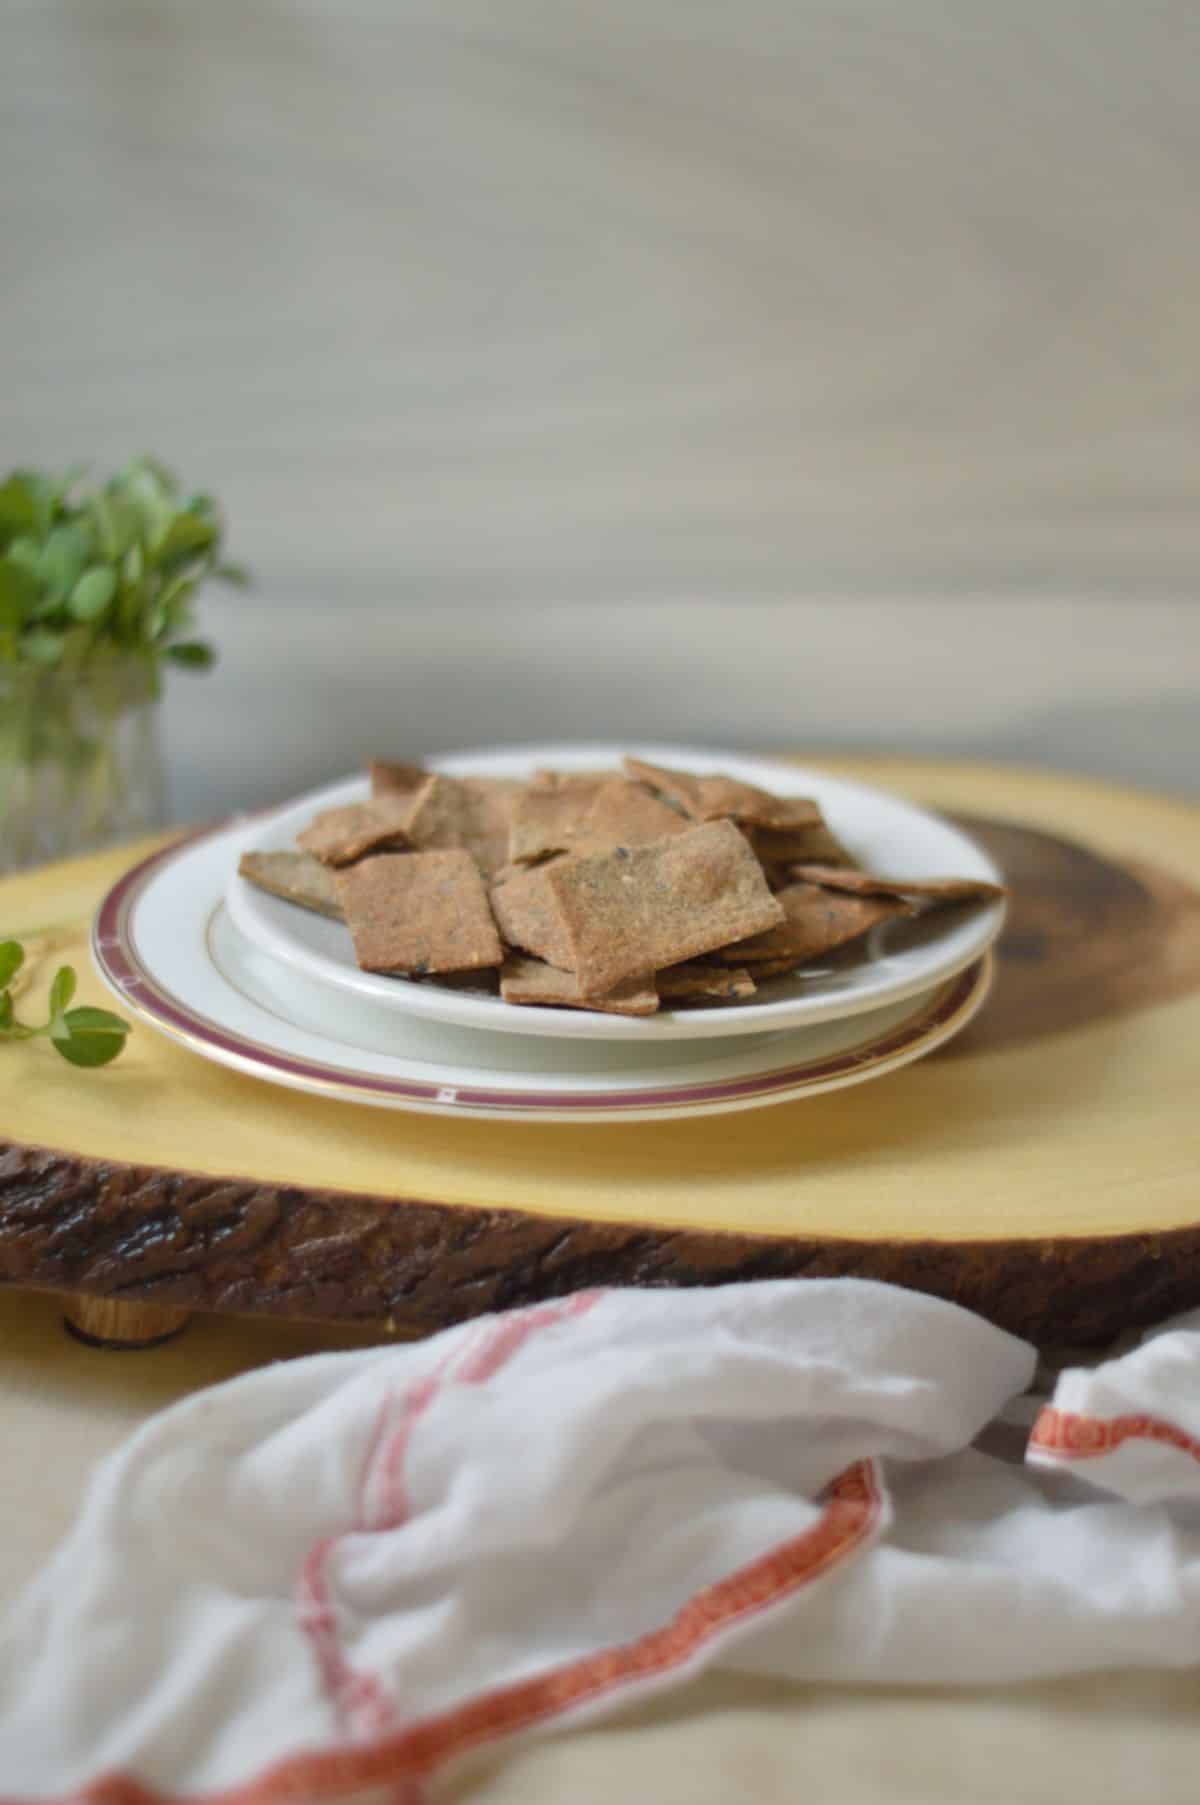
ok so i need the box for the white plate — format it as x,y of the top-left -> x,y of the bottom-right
93,825 -> 993,1123
224,743 -> 1005,1041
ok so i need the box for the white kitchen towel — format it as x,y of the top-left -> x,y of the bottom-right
3,1279 -> 1200,1804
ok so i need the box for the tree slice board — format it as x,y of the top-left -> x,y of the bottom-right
2,759 -> 1199,1348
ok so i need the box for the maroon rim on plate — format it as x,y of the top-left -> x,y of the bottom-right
93,826 -> 988,1116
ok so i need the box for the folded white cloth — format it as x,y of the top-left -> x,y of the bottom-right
4,1279 -> 1200,1802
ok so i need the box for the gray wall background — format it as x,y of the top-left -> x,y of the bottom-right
4,1 -> 1198,814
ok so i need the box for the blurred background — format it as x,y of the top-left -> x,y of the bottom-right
5,0 -> 1198,818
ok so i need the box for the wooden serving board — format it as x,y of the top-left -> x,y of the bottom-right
3,758 -> 1200,1349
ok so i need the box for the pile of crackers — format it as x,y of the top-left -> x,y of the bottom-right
239,758 -> 1003,1018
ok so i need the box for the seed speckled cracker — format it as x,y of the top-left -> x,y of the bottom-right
715,881 -> 908,968
508,778 -> 603,866
623,758 -> 821,831
545,819 -> 784,993
500,955 -> 659,1016
297,798 -> 415,867
531,769 -> 613,791
489,863 -> 577,970
749,822 -> 857,869
656,961 -> 756,1002
403,774 -> 520,880
790,864 -> 1006,907
369,760 -> 429,800
336,850 -> 502,975
573,778 -> 689,854
238,851 -> 344,920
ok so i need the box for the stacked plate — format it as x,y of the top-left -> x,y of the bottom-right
92,745 -> 1005,1123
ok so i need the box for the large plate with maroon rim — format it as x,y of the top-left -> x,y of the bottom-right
221,743 -> 1006,1043
92,821 -> 993,1122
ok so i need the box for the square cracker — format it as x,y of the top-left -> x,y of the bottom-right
297,798 -> 415,867
336,851 -> 502,975
624,757 -> 821,831
573,778 -> 689,854
403,774 -> 520,880
489,862 -> 577,970
500,955 -> 659,1016
656,962 -> 756,1002
715,881 -> 907,968
749,822 -> 856,869
508,779 -> 603,866
238,850 -> 344,920
531,768 -> 614,790
369,759 -> 429,800
544,819 -> 784,993
789,863 -> 1006,906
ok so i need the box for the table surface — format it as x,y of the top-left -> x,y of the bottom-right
4,757 -> 1200,1800
5,1282 -> 1200,1804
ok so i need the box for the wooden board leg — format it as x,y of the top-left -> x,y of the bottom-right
63,1295 -> 193,1350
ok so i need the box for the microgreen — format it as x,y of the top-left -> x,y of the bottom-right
0,938 -> 129,1066
0,458 -> 246,676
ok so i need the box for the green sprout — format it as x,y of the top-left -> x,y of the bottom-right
0,939 -> 129,1067
0,454 -> 246,677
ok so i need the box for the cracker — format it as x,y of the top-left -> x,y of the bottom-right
500,955 -> 659,1016
544,820 -> 784,993
790,863 -> 1006,906
369,759 -> 429,799
462,777 -> 523,876
508,775 -> 682,864
489,863 -> 577,970
656,962 -> 756,1002
750,823 -> 856,868
238,851 -> 344,920
573,778 -> 690,854
508,779 -> 602,866
532,769 -> 614,791
336,851 -> 502,975
421,967 -> 501,994
403,774 -> 520,880
724,955 -> 812,981
624,758 -> 820,831
297,798 -> 415,867
715,881 -> 908,968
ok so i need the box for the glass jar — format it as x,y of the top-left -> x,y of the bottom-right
0,654 -> 167,874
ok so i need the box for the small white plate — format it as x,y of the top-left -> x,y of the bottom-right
93,825 -> 993,1122
224,743 -> 1005,1042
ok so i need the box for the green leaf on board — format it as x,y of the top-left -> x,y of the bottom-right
48,965 -> 77,1016
53,1006 -> 130,1067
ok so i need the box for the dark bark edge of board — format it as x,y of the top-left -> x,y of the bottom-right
2,1137 -> 1195,1350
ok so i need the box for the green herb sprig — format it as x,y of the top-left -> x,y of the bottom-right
0,939 -> 129,1066
0,457 -> 247,677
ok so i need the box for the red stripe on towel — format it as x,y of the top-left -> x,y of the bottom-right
1029,1405 -> 1200,1465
